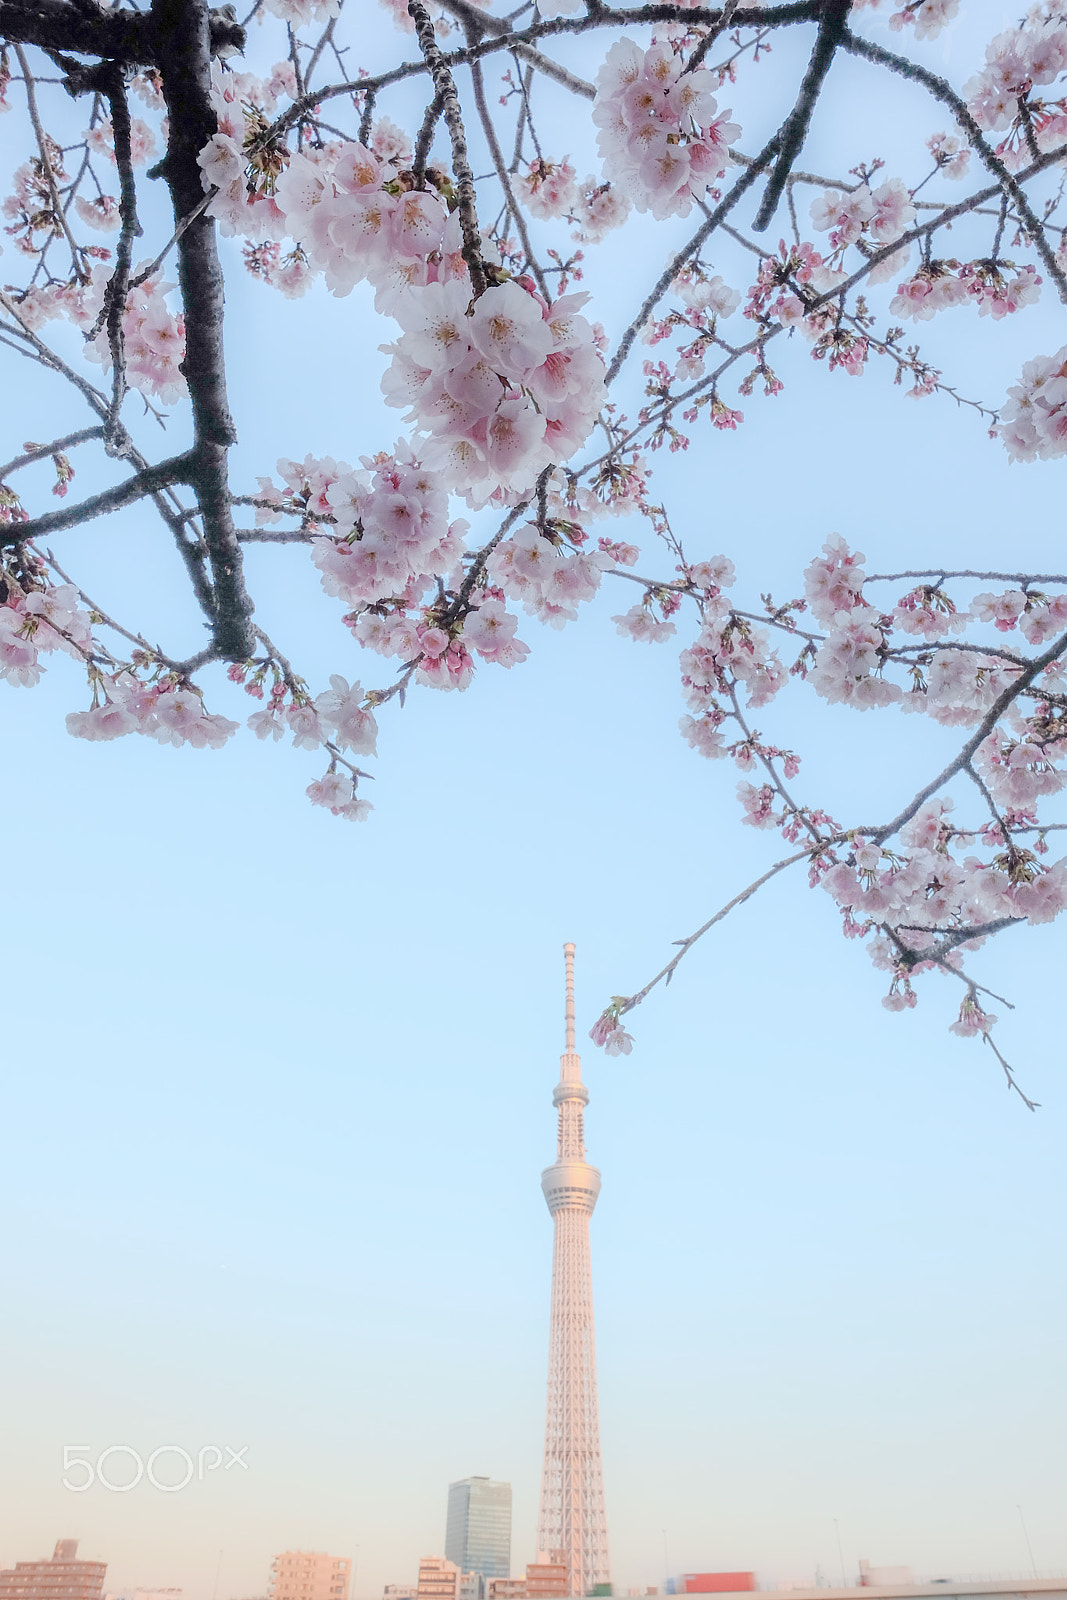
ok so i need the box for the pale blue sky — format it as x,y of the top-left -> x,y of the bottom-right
0,4 -> 1064,1598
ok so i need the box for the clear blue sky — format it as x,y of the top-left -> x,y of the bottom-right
0,3 -> 1064,1598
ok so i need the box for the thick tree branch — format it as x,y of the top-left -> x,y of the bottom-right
0,0 -> 154,63
3,453 -> 195,546
408,0 -> 487,295
151,0 -> 254,659
100,64 -> 143,453
753,0 -> 851,232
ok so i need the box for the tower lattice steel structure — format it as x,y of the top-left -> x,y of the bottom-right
537,943 -> 610,1598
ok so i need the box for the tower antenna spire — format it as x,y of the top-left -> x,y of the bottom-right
564,942 -> 575,1053
539,944 -> 610,1596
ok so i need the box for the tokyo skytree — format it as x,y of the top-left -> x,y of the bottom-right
536,943 -> 611,1597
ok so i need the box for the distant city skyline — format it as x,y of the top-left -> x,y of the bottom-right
8,1539 -> 1067,1600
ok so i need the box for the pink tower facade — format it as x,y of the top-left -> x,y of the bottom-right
536,945 -> 611,1598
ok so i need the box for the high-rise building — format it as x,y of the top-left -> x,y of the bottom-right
268,1553 -> 350,1600
536,945 -> 611,1597
0,1541 -> 106,1600
445,1478 -> 512,1581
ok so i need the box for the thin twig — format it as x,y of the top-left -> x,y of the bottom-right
469,55 -> 550,300
0,427 -> 104,482
129,189 -> 217,288
13,43 -> 88,282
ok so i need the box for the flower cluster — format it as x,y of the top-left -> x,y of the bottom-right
381,279 -> 607,504
0,582 -> 92,687
487,521 -> 617,630
256,442 -> 468,608
964,19 -> 1067,165
521,158 -> 579,221
519,159 -> 632,242
640,264 -> 742,388
822,797 -> 1067,971
273,146 -> 457,301
997,344 -> 1067,459
810,179 -> 915,253
82,267 -> 187,405
593,38 -> 740,220
84,115 -> 157,167
890,260 -> 1042,323
67,675 -> 239,748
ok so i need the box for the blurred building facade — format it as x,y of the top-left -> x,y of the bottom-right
0,1541 -> 106,1600
418,1560 -> 462,1600
269,1553 -> 350,1600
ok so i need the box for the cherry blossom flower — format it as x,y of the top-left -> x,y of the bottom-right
314,675 -> 379,754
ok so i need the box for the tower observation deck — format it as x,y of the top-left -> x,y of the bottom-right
536,944 -> 611,1598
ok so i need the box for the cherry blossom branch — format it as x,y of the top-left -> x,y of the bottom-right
436,0 -> 597,98
408,0 -> 487,295
612,845 -> 820,1015
129,189 -> 217,290
683,0 -> 741,77
304,10 -> 339,87
752,0 -> 850,232
99,65 -> 143,453
592,136 -> 1064,461
605,127 -> 783,385
865,630 -> 1067,846
442,495 -> 534,626
726,681 -> 826,846
12,43 -> 88,281
5,453 -> 196,546
267,4 -> 818,142
468,55 -> 550,300
0,292 -> 214,610
963,757 -> 1010,836
984,1031 -> 1040,1111
594,137 -> 1067,465
867,570 -> 1067,585
841,29 -> 1067,307
0,293 -> 118,426
150,0 -> 254,659
236,526 -> 314,544
413,88 -> 446,181
32,542 -> 218,676
0,427 -> 103,481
